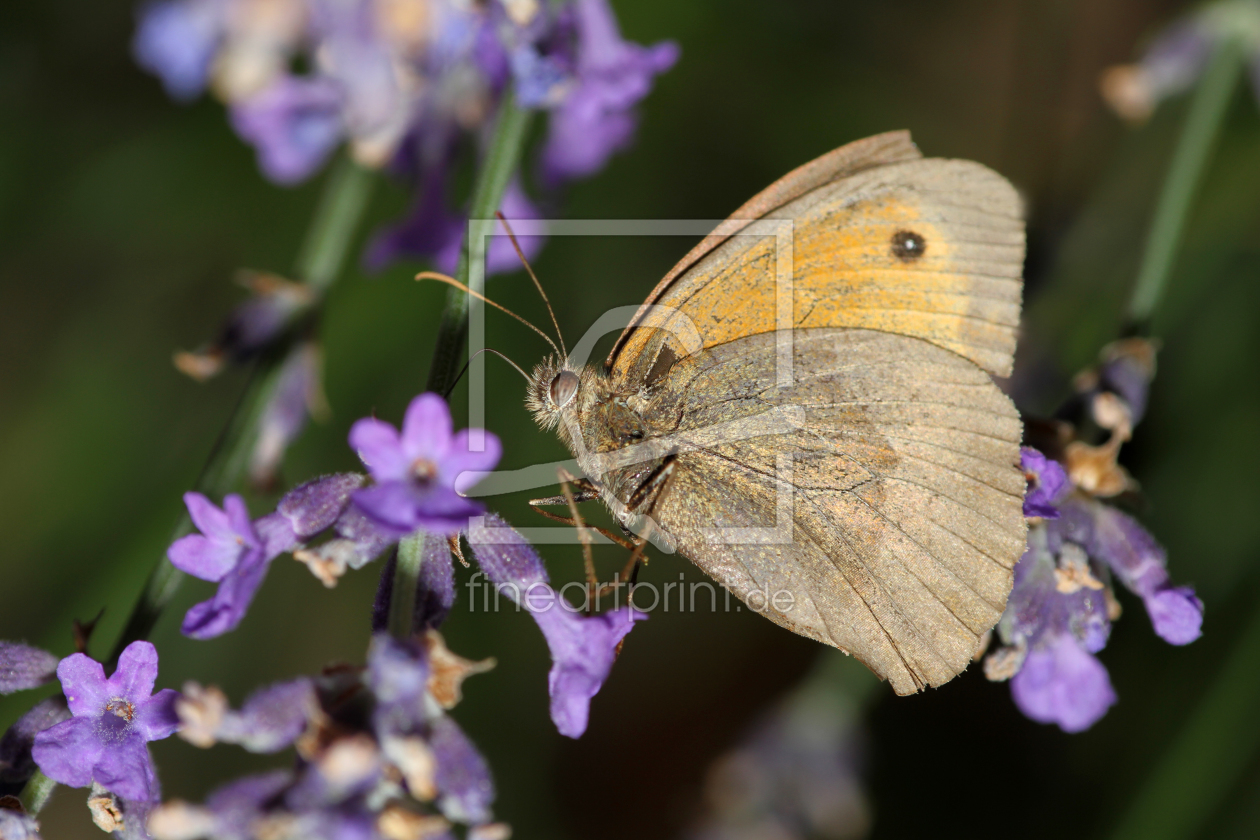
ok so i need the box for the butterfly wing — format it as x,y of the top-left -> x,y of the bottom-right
637,328 -> 1025,694
607,132 -> 1023,385
601,133 -> 1026,693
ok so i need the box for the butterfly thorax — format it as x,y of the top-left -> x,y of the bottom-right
527,354 -> 667,524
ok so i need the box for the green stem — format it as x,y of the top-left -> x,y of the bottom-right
18,770 -> 56,815
105,157 -> 375,666
1125,34 -> 1244,330
1108,592 -> 1260,840
389,534 -> 429,640
425,89 -> 534,396
387,89 -> 532,637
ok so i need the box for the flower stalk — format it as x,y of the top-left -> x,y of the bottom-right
424,89 -> 535,397
1125,32 -> 1244,330
387,89 -> 533,641
108,156 -> 375,667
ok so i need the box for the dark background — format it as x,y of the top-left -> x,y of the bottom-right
2,1 -> 1259,838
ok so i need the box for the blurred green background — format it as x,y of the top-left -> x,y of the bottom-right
3,0 -> 1260,838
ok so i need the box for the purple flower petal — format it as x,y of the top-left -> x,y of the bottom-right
468,514 -> 644,737
349,418 -> 410,482
1010,633 -> 1116,733
135,688 -> 182,742
132,0 -> 221,101
111,641 -> 160,702
444,430 -> 501,495
352,483 -> 483,536
401,393 -> 455,463
0,696 -> 71,785
430,715 -> 494,824
0,809 -> 40,840
1144,586 -> 1204,645
277,473 -> 364,539
170,493 -> 260,582
181,550 -> 272,639
1021,447 -> 1069,519
92,737 -> 159,803
254,511 -> 302,559
535,606 -> 645,738
230,75 -> 345,185
31,717 -> 103,789
56,654 -> 110,718
540,0 -> 678,184
217,679 -> 315,753
0,641 -> 60,694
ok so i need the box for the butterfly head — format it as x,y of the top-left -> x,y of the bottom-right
527,354 -> 587,432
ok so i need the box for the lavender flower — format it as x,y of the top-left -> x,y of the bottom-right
174,271 -> 315,381
1,697 -> 71,791
134,0 -> 678,278
990,445 -> 1203,730
250,342 -> 327,487
1021,447 -> 1068,519
364,177 -> 545,276
0,642 -> 59,695
1100,3 -> 1260,122
0,808 -> 40,840
349,393 -> 500,535
147,770 -> 293,840
168,493 -> 264,583
177,679 -> 316,753
429,715 -> 494,825
31,642 -> 180,802
1062,498 -> 1204,645
538,0 -> 679,184
132,0 -> 222,101
994,527 -> 1116,732
467,513 -> 645,738
230,75 -> 345,184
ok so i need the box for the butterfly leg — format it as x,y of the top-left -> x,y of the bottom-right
554,469 -> 599,595
618,455 -> 678,586
529,481 -> 642,552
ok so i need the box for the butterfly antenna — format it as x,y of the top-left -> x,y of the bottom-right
443,347 -> 534,399
496,212 -> 567,357
417,271 -> 561,357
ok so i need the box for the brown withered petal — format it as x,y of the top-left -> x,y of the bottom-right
972,629 -> 993,663
87,785 -> 124,833
378,807 -> 451,840
381,735 -> 438,800
1066,439 -> 1132,497
424,630 -> 495,710
983,641 -> 1027,682
176,682 -> 229,748
468,824 -> 513,840
1054,544 -> 1105,594
1099,64 -> 1155,122
147,801 -> 218,840
173,350 -> 227,382
1091,392 -> 1132,440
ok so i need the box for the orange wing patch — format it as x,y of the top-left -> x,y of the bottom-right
612,163 -> 1023,387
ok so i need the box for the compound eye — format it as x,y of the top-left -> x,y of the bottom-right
549,370 -> 579,408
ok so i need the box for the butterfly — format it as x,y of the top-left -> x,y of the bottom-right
525,131 -> 1027,695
